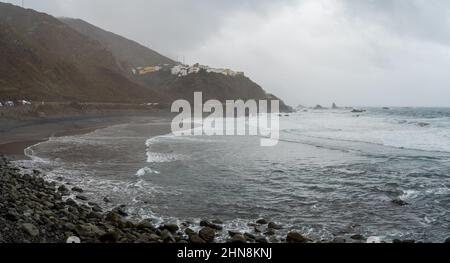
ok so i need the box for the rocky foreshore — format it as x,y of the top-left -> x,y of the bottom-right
0,156 -> 292,243
1,156 -> 449,244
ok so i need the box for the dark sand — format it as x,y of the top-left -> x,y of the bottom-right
0,112 -> 173,160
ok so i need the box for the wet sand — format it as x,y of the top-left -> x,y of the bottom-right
0,112 -> 173,160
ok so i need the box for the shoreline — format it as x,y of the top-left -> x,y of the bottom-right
0,111 -> 174,160
0,112 -> 299,244
3,155 -> 446,244
0,156 -> 314,244
1,112 -> 448,244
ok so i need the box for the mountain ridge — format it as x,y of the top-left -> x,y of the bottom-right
59,17 -> 175,71
0,2 -> 164,103
0,3 -> 292,112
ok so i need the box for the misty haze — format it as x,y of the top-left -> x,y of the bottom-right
0,0 -> 449,249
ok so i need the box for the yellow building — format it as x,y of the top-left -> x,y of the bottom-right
138,66 -> 161,75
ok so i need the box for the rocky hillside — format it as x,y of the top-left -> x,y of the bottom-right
0,3 -> 292,111
0,3 -> 163,103
58,16 -> 292,111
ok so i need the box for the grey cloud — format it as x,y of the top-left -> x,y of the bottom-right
9,0 -> 296,59
342,0 -> 450,47
3,0 -> 450,106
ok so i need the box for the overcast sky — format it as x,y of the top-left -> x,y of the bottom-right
4,0 -> 450,107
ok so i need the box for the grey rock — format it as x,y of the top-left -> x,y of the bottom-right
254,225 -> 263,233
244,233 -> 256,240
350,234 -> 366,241
230,234 -> 247,244
212,219 -> 223,224
137,219 -> 155,230
264,229 -> 276,236
64,223 -> 76,231
65,199 -> 78,206
228,231 -> 242,237
161,230 -> 175,243
286,231 -> 310,243
189,234 -> 206,244
58,185 -> 69,194
72,187 -> 84,193
199,227 -> 216,243
22,223 -> 39,237
268,222 -> 283,230
333,237 -> 347,243
255,236 -> 269,243
79,223 -> 105,237
112,206 -> 128,217
163,224 -> 179,233
256,218 -> 268,225
200,220 -> 223,231
76,195 -> 88,201
185,228 -> 196,236
6,210 -> 19,221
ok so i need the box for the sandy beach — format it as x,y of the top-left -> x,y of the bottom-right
0,111 -> 173,159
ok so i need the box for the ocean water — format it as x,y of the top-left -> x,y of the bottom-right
16,108 -> 450,242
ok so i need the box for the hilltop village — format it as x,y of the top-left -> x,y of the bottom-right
132,63 -> 245,78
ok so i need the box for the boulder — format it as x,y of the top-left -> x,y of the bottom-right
66,198 -> 78,207
112,206 -> 129,217
189,234 -> 206,244
161,230 -> 175,243
265,229 -> 276,236
72,187 -> 84,193
137,219 -> 155,230
200,220 -> 223,231
199,227 -> 216,243
22,223 -> 39,237
58,185 -> 69,194
244,233 -> 256,240
255,236 -> 269,243
212,219 -> 223,224
64,222 -> 76,231
256,218 -> 268,225
6,209 -> 19,221
162,224 -> 179,233
79,223 -> 104,237
350,234 -> 366,241
185,228 -> 196,236
332,237 -> 347,243
286,231 -> 310,243
268,222 -> 283,230
76,195 -> 89,201
230,234 -> 247,244
254,225 -> 263,233
228,231 -> 242,237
